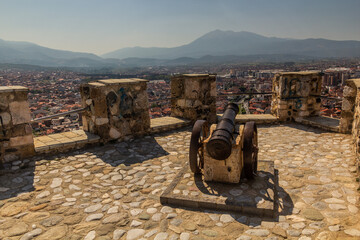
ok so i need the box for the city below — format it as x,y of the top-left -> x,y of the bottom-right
0,58 -> 359,135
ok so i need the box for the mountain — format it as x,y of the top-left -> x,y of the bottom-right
102,30 -> 360,59
0,39 -> 107,67
1,30 -> 360,68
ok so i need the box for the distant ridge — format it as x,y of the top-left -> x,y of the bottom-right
0,39 -> 105,67
102,30 -> 360,60
1,30 -> 360,68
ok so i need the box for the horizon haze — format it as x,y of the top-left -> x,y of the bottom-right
1,0 -> 360,55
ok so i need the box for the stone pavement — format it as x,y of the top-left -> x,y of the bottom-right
0,123 -> 359,240
34,130 -> 100,154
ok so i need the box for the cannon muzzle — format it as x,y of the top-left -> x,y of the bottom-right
206,103 -> 239,160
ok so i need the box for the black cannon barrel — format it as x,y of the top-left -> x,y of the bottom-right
206,103 -> 239,160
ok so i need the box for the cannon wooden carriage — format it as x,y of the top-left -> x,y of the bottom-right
189,103 -> 258,183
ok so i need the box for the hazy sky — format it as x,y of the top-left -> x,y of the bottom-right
1,0 -> 359,55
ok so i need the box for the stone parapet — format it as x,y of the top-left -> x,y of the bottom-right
339,79 -> 357,133
171,74 -> 217,123
271,72 -> 322,121
344,78 -> 360,189
0,86 -> 35,165
80,79 -> 150,142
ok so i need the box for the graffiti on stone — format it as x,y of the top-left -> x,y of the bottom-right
106,91 -> 117,107
295,99 -> 302,109
118,88 -> 134,118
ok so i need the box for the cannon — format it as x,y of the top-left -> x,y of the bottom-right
189,103 -> 258,183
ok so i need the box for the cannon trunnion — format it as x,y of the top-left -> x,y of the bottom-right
189,104 -> 258,183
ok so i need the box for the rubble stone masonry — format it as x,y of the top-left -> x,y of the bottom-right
341,79 -> 360,188
171,74 -> 217,123
0,86 -> 34,165
271,72 -> 322,121
339,79 -> 357,134
80,79 -> 150,142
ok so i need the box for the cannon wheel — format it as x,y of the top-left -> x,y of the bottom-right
189,120 -> 209,173
243,121 -> 258,179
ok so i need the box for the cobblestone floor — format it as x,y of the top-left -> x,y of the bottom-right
0,123 -> 359,240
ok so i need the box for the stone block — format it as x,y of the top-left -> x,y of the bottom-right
0,86 -> 35,163
184,80 -> 200,99
343,85 -> 356,98
18,144 -> 35,158
0,95 -> 9,110
9,101 -> 31,125
300,103 -> 308,111
9,124 -> 32,137
0,112 -> 11,126
4,153 -> 19,162
177,99 -> 185,107
342,98 -> 355,112
80,79 -> 150,142
134,91 -> 148,110
210,81 -> 216,97
109,127 -> 121,139
272,72 -> 322,121
171,74 -> 217,123
298,111 -> 310,117
278,110 -> 289,120
95,117 -> 109,126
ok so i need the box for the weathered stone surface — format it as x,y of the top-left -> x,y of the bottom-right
302,208 -> 324,221
84,230 -> 96,240
202,229 -> 218,237
20,228 -> 42,240
0,202 -> 28,217
344,229 -> 360,237
9,100 -> 31,124
271,72 -> 322,120
113,229 -> 126,240
63,214 -> 83,225
0,123 -> 359,240
10,135 -> 33,147
0,87 -> 35,163
272,226 -> 287,238
5,222 -> 28,236
103,213 -> 128,224
50,178 -> 63,188
37,225 -> 67,240
85,204 -> 102,213
126,229 -> 145,240
40,215 -> 64,227
109,128 -> 121,139
343,85 -> 356,97
86,213 -> 104,222
171,74 -> 217,123
245,229 -> 270,237
0,112 -> 11,125
80,79 -> 150,142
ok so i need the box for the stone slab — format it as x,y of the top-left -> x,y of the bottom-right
150,116 -> 191,133
346,78 -> 360,88
296,116 -> 339,132
217,114 -> 278,124
277,71 -> 320,75
98,78 -> 148,85
0,86 -> 28,93
34,130 -> 100,154
160,160 -> 277,217
182,74 -> 216,77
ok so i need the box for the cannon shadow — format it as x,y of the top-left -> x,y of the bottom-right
0,159 -> 35,201
161,161 -> 294,227
194,168 -> 294,225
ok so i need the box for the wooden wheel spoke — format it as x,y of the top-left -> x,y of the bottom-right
189,120 -> 208,174
243,121 -> 258,179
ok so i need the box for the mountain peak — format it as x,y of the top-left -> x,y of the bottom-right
102,30 -> 360,60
